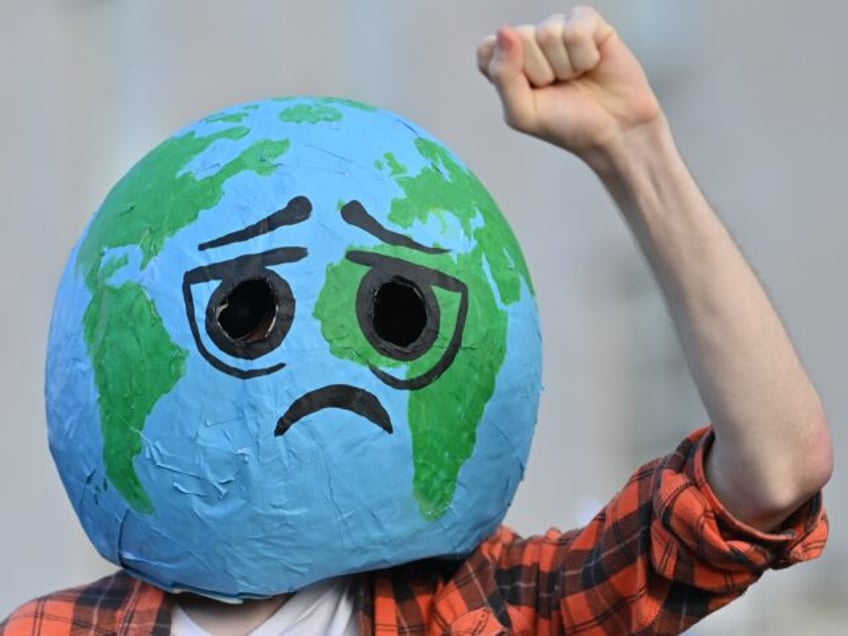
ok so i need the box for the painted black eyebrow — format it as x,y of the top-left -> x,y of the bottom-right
198,196 -> 312,251
340,200 -> 449,255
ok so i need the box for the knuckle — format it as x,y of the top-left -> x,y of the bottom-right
562,22 -> 590,47
535,23 -> 562,49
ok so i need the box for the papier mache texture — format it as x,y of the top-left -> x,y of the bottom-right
46,97 -> 543,599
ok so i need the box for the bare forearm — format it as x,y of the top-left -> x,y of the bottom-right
477,7 -> 832,531
591,116 -> 832,530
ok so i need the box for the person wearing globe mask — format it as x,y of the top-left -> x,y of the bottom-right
1,6 -> 830,636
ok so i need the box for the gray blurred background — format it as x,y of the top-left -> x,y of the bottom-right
1,1 -> 845,633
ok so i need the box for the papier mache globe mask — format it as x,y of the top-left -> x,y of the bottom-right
46,97 -> 542,599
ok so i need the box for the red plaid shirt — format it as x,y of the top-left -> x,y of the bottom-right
1,429 -> 827,635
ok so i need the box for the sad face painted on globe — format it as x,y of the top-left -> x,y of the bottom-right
47,98 -> 542,598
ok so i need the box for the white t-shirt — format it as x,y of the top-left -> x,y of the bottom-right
171,578 -> 357,636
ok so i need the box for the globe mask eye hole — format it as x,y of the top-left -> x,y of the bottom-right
348,250 -> 468,391
206,274 -> 293,359
359,273 -> 439,361
215,279 -> 277,343
182,247 -> 306,379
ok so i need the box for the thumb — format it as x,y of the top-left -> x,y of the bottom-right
486,27 -> 536,132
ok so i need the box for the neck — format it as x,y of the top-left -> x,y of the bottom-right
177,593 -> 292,636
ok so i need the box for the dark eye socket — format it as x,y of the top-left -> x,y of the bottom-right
205,272 -> 294,361
216,278 -> 279,344
372,278 -> 428,348
357,269 -> 439,362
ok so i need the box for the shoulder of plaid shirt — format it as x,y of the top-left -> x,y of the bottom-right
0,427 -> 828,635
2,6 -> 833,636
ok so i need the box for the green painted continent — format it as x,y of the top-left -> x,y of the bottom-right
315,139 -> 532,519
76,125 -> 291,512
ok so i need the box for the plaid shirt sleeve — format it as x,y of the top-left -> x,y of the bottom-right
534,427 -> 827,634
372,427 -> 828,635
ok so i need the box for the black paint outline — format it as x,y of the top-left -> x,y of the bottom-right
275,384 -> 393,436
198,196 -> 312,251
340,200 -> 449,255
347,250 -> 468,391
183,247 -> 307,378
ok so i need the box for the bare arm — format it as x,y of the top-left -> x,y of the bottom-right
477,6 -> 832,531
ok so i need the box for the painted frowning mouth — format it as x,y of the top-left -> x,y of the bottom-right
274,384 -> 393,436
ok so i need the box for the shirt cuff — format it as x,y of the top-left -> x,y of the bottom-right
650,427 -> 828,592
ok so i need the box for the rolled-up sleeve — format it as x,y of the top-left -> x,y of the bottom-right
568,426 -> 828,634
651,427 -> 827,591
483,427 -> 828,635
